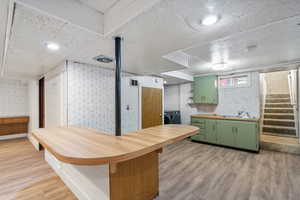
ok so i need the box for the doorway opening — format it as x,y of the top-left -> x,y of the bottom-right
260,70 -> 299,144
39,77 -> 45,128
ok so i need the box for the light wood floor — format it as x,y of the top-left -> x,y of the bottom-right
261,134 -> 299,145
2,138 -> 300,200
0,138 -> 76,200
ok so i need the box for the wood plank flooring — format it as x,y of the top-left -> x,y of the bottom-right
0,138 -> 76,200
2,138 -> 300,200
160,140 -> 300,200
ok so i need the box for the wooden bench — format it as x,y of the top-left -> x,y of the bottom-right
0,116 -> 29,136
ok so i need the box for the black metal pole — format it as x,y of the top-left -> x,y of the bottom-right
115,37 -> 122,136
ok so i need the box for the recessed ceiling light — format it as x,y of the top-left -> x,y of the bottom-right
212,62 -> 227,70
201,15 -> 220,26
93,55 -> 114,63
46,42 -> 60,51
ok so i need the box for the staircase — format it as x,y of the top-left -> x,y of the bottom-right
263,94 -> 297,137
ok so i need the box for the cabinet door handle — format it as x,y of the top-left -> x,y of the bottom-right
232,127 -> 234,133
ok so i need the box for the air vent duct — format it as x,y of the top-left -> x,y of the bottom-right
93,55 -> 114,63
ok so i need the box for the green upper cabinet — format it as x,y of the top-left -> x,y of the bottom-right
193,75 -> 218,104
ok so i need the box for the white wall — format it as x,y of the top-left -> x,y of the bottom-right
67,62 -> 116,134
28,80 -> 39,132
36,61 -> 164,134
264,71 -> 289,94
0,79 -> 28,117
166,72 -> 260,125
164,85 -> 180,111
45,74 -> 65,128
65,63 -> 164,134
122,77 -> 139,133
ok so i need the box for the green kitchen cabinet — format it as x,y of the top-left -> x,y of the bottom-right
191,121 -> 207,142
234,121 -> 258,151
193,75 -> 218,104
191,116 -> 259,152
217,120 -> 235,147
206,119 -> 218,143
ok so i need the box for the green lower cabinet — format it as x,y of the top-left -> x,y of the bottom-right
191,117 -> 259,151
206,119 -> 218,143
191,133 -> 206,141
217,120 -> 235,147
191,121 -> 207,142
235,121 -> 258,151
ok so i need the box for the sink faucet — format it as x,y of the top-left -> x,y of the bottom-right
238,111 -> 244,116
238,111 -> 250,118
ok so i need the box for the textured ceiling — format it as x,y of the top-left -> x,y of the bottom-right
114,0 -> 300,75
4,0 -> 300,79
180,15 -> 300,74
5,4 -> 109,78
78,0 -> 119,13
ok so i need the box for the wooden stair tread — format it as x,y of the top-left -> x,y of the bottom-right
265,102 -> 292,104
265,97 -> 291,100
263,131 -> 297,137
265,108 -> 293,110
263,125 -> 296,130
266,94 -> 290,97
263,118 -> 295,122
264,113 -> 294,116
264,103 -> 293,107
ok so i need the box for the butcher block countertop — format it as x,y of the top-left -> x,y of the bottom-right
191,114 -> 260,122
32,125 -> 198,165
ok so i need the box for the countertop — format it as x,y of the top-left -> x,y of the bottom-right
191,114 -> 260,122
32,125 -> 199,166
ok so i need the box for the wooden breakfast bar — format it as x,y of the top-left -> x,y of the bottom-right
32,124 -> 198,200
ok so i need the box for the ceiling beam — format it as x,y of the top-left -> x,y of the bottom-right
104,0 -> 162,36
14,0 -> 163,37
16,0 -> 104,35
0,0 -> 14,77
161,71 -> 194,82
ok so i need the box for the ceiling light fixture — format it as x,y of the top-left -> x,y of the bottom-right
93,55 -> 114,63
46,42 -> 60,51
201,15 -> 220,26
212,62 -> 227,70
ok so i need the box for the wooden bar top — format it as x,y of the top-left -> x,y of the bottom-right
32,125 -> 198,165
191,114 -> 260,122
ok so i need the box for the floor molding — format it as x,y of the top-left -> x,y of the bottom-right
0,133 -> 27,140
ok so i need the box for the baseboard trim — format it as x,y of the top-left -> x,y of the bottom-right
0,133 -> 27,140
